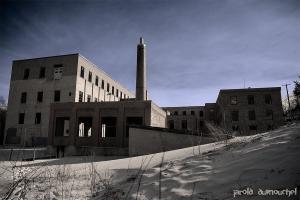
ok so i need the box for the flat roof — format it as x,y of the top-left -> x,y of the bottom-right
219,87 -> 281,93
13,53 -> 79,62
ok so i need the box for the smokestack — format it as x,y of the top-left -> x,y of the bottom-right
136,37 -> 147,100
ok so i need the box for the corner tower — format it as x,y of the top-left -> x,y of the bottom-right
136,37 -> 147,100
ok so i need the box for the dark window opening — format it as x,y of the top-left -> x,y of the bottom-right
249,125 -> 257,131
19,113 -> 25,124
232,125 -> 239,131
21,92 -> 27,104
231,111 -> 239,122
199,111 -> 204,117
80,66 -> 85,78
101,80 -> 105,89
69,92 -> 72,96
182,111 -> 186,115
39,67 -> 46,78
126,117 -> 143,137
174,111 -> 178,115
266,109 -> 273,120
78,117 -> 92,137
87,95 -> 91,102
35,112 -> 41,124
199,121 -> 204,127
88,71 -> 92,82
23,68 -> 30,80
191,110 -> 195,115
112,86 -> 114,95
94,98 -> 98,102
169,120 -> 174,129
120,91 -> 123,99
230,96 -> 238,105
267,124 -> 273,130
54,90 -> 60,102
248,95 -> 255,105
116,89 -> 119,97
265,95 -> 272,104
101,117 -> 117,138
107,83 -> 110,92
55,117 -> 70,136
95,76 -> 99,86
37,91 -> 43,103
248,110 -> 256,120
79,91 -> 83,102
181,120 -> 187,130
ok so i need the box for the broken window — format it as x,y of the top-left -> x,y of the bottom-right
95,76 -> 99,86
248,95 -> 255,105
199,110 -> 204,117
39,67 -> 46,78
199,121 -> 204,127
87,95 -> 91,102
79,91 -> 83,102
182,111 -> 186,115
231,111 -> 239,122
19,113 -> 25,124
191,110 -> 195,115
232,125 -> 239,131
21,92 -> 27,104
101,117 -> 117,138
54,64 -> 63,80
174,111 -> 178,115
248,110 -> 256,120
126,117 -> 143,137
55,117 -> 70,136
107,83 -> 110,92
35,112 -> 41,124
54,90 -> 60,102
78,117 -> 92,137
116,89 -> 119,97
37,91 -> 43,103
88,71 -> 92,82
101,80 -> 105,89
112,86 -> 114,95
23,68 -> 30,80
230,96 -> 237,105
265,94 -> 272,104
266,109 -> 273,120
181,120 -> 187,130
80,66 -> 85,78
169,120 -> 174,129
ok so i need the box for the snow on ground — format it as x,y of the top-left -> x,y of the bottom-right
0,122 -> 300,200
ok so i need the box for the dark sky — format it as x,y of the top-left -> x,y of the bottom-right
0,0 -> 299,106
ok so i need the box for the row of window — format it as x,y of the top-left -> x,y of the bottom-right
232,124 -> 273,132
18,112 -> 42,124
21,90 -> 61,104
80,66 -> 129,99
23,64 -> 63,80
230,94 -> 272,105
168,119 -> 204,130
231,109 -> 273,122
171,110 -> 204,117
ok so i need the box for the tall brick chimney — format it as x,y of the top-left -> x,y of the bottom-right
136,37 -> 147,100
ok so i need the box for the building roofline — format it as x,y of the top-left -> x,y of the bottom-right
219,87 -> 281,93
162,105 -> 204,109
13,53 -> 79,62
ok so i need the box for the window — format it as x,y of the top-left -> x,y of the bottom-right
112,86 -> 114,95
199,121 -> 204,127
80,66 -> 85,78
107,83 -> 110,92
35,113 -> 41,124
54,90 -> 60,102
249,125 -> 257,131
248,110 -> 256,120
231,111 -> 239,122
248,95 -> 254,105
88,71 -> 92,82
94,98 -> 98,102
265,95 -> 272,104
21,92 -> 27,104
39,67 -> 46,78
78,117 -> 92,137
267,124 -> 273,130
55,117 -> 70,136
232,125 -> 239,131
54,64 -> 63,80
95,76 -> 99,86
23,68 -> 30,80
169,120 -> 174,129
174,111 -> 178,115
37,91 -> 43,103
19,113 -> 25,124
102,117 -> 117,137
199,111 -> 204,117
182,111 -> 186,115
120,92 -> 123,99
87,95 -> 91,102
181,120 -> 187,130
79,91 -> 83,102
101,80 -> 105,89
230,96 -> 238,105
191,110 -> 195,115
266,109 -> 273,120
116,89 -> 119,97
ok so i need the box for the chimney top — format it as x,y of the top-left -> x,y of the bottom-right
139,37 -> 144,44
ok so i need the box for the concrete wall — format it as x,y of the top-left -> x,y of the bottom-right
129,127 -> 216,156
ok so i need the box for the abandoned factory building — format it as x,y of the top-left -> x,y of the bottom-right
4,37 -> 284,155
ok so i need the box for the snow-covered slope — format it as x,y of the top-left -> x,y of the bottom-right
1,123 -> 299,200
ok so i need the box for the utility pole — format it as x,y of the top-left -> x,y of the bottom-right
282,83 -> 291,116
